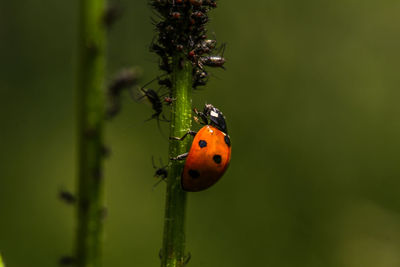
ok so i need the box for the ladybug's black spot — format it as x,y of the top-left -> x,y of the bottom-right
213,154 -> 222,164
188,169 -> 200,179
198,140 -> 207,148
224,135 -> 231,147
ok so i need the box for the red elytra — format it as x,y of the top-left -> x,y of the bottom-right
172,104 -> 231,192
181,125 -> 231,191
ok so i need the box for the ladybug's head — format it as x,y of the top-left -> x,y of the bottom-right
203,104 -> 228,134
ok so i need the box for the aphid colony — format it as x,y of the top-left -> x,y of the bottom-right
150,0 -> 225,89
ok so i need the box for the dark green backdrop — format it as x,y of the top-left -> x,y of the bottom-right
1,1 -> 400,266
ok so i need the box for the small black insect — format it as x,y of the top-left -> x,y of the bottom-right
158,78 -> 172,88
150,42 -> 171,73
164,96 -> 175,105
191,11 -> 205,19
195,39 -> 217,55
59,189 -> 76,205
193,78 -> 207,89
199,55 -> 225,69
107,68 -> 140,118
101,145 -> 111,158
108,68 -> 140,95
194,69 -> 208,79
192,69 -> 208,89
153,157 -> 168,179
103,3 -> 123,27
198,43 -> 226,69
133,77 -> 173,136
138,88 -> 168,122
59,256 -> 76,266
189,0 -> 203,6
171,11 -> 181,19
202,0 -> 217,7
152,157 -> 168,189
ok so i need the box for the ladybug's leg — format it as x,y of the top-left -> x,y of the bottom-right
170,152 -> 189,161
170,130 -> 196,160
193,108 -> 208,125
169,130 -> 197,141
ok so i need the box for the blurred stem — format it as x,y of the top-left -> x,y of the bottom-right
75,0 -> 106,266
0,253 -> 4,267
161,57 -> 193,267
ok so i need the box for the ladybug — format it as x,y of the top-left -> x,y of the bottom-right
171,104 -> 231,192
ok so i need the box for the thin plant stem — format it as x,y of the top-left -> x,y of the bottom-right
161,57 -> 193,267
0,253 -> 4,267
150,0 -> 219,265
75,0 -> 107,266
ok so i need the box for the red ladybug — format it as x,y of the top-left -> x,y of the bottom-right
171,104 -> 231,192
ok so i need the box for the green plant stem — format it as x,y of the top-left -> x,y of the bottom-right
161,57 -> 193,267
75,0 -> 106,266
0,253 -> 4,267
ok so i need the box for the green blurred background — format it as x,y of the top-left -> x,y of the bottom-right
2,0 -> 400,266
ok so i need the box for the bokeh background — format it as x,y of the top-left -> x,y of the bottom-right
2,0 -> 400,266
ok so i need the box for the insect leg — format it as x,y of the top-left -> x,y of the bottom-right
170,152 -> 189,161
161,114 -> 170,122
193,108 -> 208,124
169,130 -> 197,141
184,252 -> 191,266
